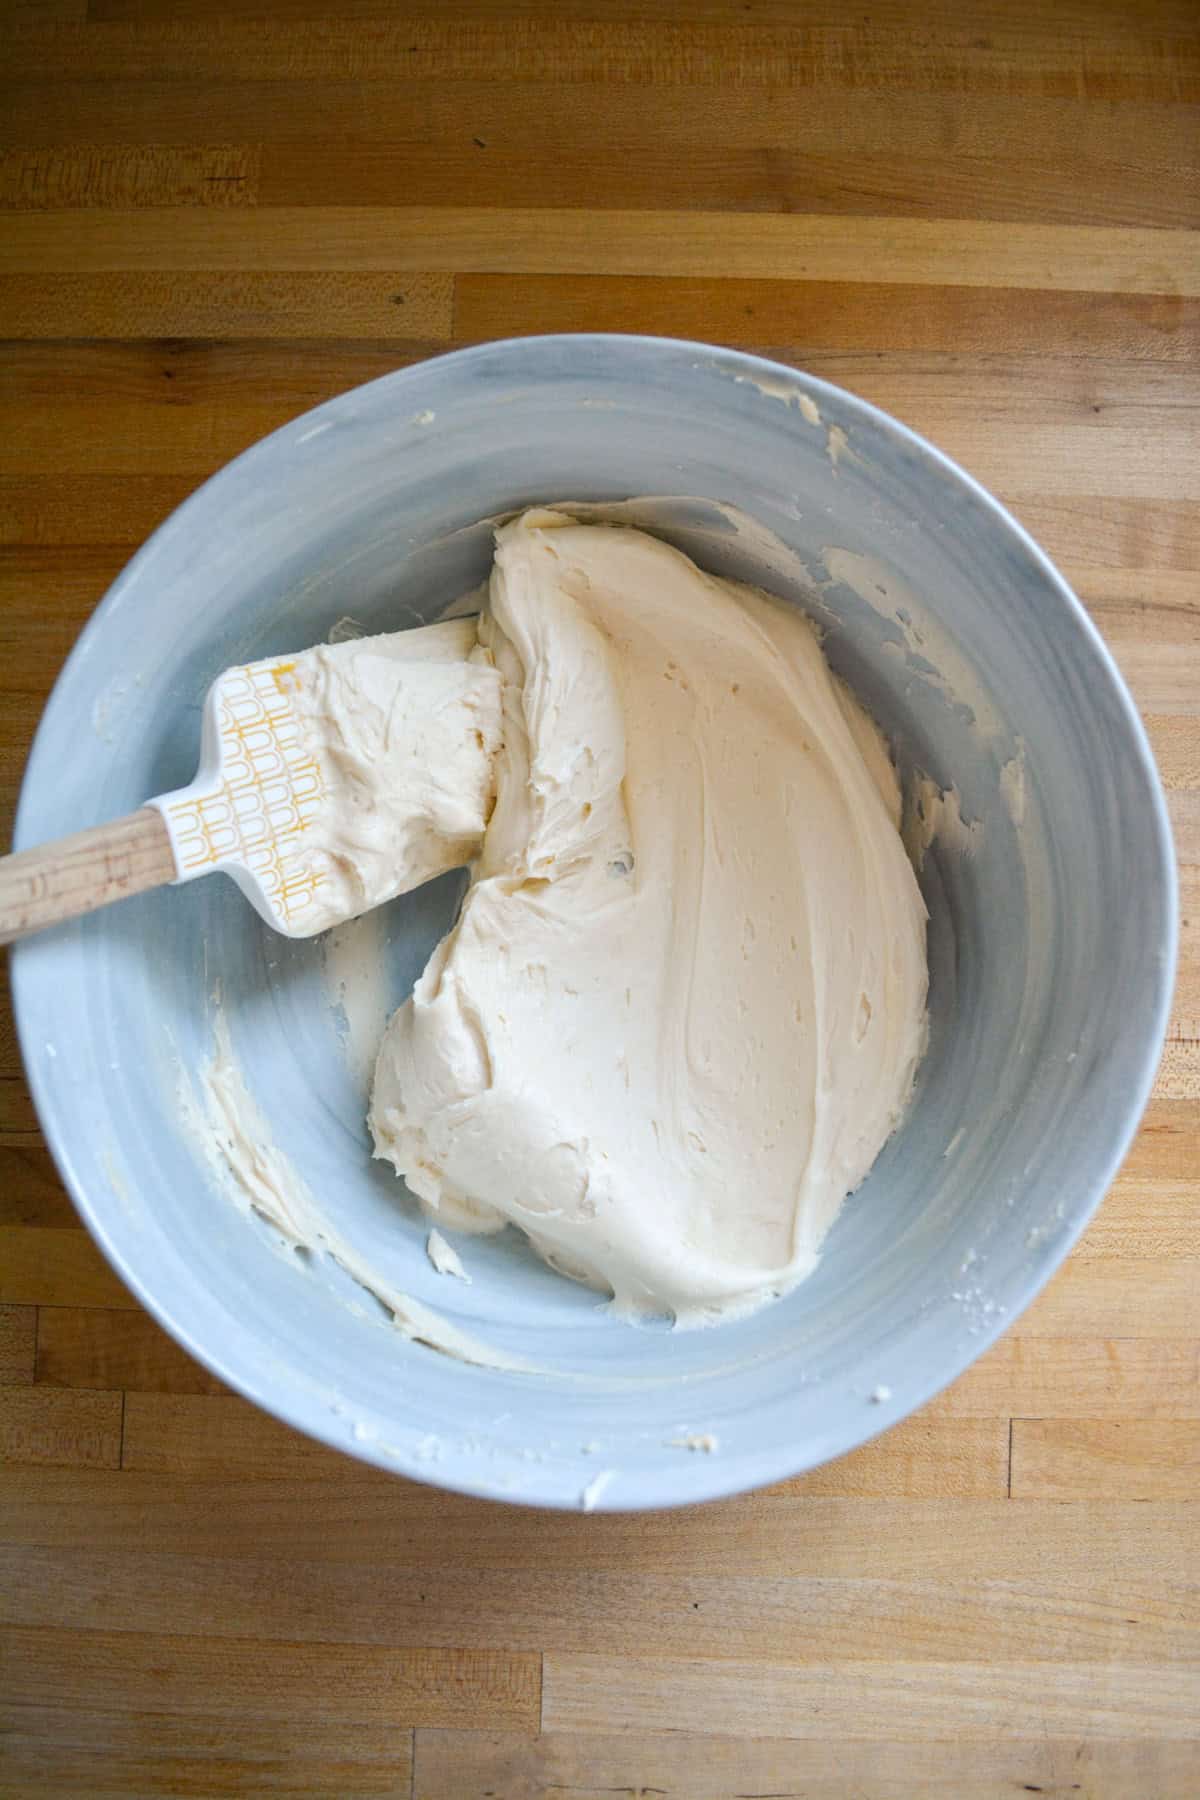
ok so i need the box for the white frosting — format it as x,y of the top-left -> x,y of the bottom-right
426,1227 -> 470,1282
904,774 -> 983,870
370,512 -> 928,1325
289,618 -> 502,933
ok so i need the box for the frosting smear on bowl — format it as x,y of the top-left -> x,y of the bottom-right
369,510 -> 928,1325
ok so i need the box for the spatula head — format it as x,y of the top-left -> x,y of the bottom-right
149,621 -> 502,938
155,655 -> 332,935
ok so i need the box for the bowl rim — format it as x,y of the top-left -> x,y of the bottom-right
11,333 -> 1179,1511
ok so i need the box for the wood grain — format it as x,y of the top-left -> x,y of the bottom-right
0,545 -> 130,694
0,1147 -> 85,1229
0,1078 -> 39,1139
1017,1258 -> 1200,1337
4,1477 -> 1192,1583
455,273 -> 1200,359
1157,1038 -> 1200,1100
0,1386 -> 122,1469
0,965 -> 18,1074
0,4 -> 1195,1794
0,78 -> 1192,181
927,1336 -> 1200,1418
7,13 -> 1197,99
412,1732 -> 1200,1800
0,144 -> 260,210
72,0 -> 1200,30
0,1707 -> 413,1799
2,208 -> 1197,293
121,1392 -> 362,1478
541,1652 -> 1200,1740
1012,1420 -> 1200,1499
0,271 -> 455,341
772,1417 -> 1009,1498
1,1626 -> 541,1730
0,1226 -> 136,1309
35,1306 -> 228,1397
4,1542 -> 1197,1666
0,1305 -> 35,1385
0,474 -> 208,546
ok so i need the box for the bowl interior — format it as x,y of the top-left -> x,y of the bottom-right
12,337 -> 1174,1508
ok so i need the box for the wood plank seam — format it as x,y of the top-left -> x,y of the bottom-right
3,1303 -> 143,1323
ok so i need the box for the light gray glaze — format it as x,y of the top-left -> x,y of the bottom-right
11,336 -> 1176,1510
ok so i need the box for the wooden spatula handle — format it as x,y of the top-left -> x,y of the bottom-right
0,808 -> 177,946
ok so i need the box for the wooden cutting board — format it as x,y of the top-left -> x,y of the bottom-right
1,2 -> 1197,1795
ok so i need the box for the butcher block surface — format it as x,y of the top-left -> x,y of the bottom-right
1,1 -> 1198,1794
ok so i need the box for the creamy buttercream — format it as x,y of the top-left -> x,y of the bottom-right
369,511 -> 928,1325
289,618 -> 502,934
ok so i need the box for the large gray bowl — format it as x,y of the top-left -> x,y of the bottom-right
12,336 -> 1175,1509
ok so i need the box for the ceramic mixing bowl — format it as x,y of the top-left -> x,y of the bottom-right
11,336 -> 1176,1509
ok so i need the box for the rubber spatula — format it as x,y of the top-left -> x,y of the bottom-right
0,619 -> 496,946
